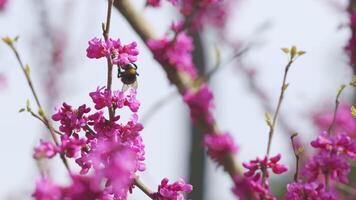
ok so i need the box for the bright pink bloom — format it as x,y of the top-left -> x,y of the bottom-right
33,140 -> 58,159
0,0 -> 7,10
203,133 -> 238,162
89,87 -> 140,112
303,131 -> 356,184
242,154 -> 288,199
147,31 -> 198,79
52,103 -> 90,135
285,181 -> 337,200
147,0 -> 161,7
59,134 -> 87,158
303,151 -> 351,184
231,176 -> 256,200
183,84 -> 214,124
146,0 -> 178,7
86,37 -> 139,66
32,177 -> 62,200
152,178 -> 193,200
313,103 -> 356,137
61,175 -> 101,200
311,131 -> 356,159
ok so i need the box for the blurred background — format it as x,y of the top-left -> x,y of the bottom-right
0,0 -> 353,199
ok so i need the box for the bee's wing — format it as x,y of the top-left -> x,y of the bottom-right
132,80 -> 138,90
122,84 -> 130,92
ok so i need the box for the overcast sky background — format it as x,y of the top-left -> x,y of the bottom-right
0,0 -> 353,199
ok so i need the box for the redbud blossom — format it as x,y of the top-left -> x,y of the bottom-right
152,178 -> 193,200
242,154 -> 288,199
303,132 -> 356,184
285,181 -> 337,200
32,177 -> 62,200
33,140 -> 58,159
52,103 -> 91,135
147,31 -> 198,79
313,103 -> 356,137
183,84 -> 214,124
86,37 -> 139,66
0,0 -> 7,10
203,133 -> 238,162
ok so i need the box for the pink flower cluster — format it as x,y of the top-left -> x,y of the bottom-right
203,132 -> 238,162
152,178 -> 193,200
183,84 -> 214,124
33,87 -> 145,199
303,131 -> 356,184
242,154 -> 288,200
147,0 -> 178,7
89,87 -> 140,112
313,103 -> 356,137
285,181 -> 337,200
147,31 -> 197,79
33,144 -> 138,200
86,37 -> 139,66
0,0 -> 7,10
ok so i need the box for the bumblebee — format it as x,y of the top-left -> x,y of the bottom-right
118,63 -> 139,91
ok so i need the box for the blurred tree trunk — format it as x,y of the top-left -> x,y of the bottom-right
187,33 -> 207,200
349,0 -> 356,104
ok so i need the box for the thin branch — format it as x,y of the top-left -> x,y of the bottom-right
29,110 -> 63,136
327,84 -> 346,135
113,0 -> 242,178
4,39 -> 71,173
290,133 -> 301,182
134,177 -> 154,199
103,0 -> 115,120
266,59 -> 294,156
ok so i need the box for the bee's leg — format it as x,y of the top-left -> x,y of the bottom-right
132,63 -> 138,69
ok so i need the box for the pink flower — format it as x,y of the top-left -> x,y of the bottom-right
32,177 -> 62,200
147,0 -> 161,7
242,154 -> 288,199
89,87 -> 140,112
303,131 -> 356,184
231,176 -> 256,200
146,0 -> 178,7
285,181 -> 337,200
203,133 -> 238,162
33,140 -> 58,159
313,103 -> 356,137
0,0 -> 7,11
59,134 -> 87,158
52,103 -> 90,135
183,84 -> 214,124
311,131 -> 356,159
303,151 -> 351,184
61,175 -> 101,200
152,178 -> 193,200
125,89 -> 140,112
147,31 -> 198,79
86,37 -> 139,66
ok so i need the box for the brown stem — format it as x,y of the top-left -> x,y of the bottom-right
134,177 -> 154,199
266,59 -> 293,156
29,111 -> 63,136
327,85 -> 346,135
113,0 -> 242,178
290,133 -> 300,182
6,42 -> 71,173
103,0 -> 115,120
